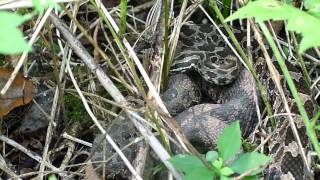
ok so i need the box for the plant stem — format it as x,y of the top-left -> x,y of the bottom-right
120,0 -> 127,37
290,32 -> 312,87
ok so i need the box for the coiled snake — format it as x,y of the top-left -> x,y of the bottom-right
162,22 -> 314,179
91,22 -> 314,179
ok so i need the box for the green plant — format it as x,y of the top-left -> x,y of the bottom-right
64,94 -> 91,123
0,0 -> 59,55
170,121 -> 271,180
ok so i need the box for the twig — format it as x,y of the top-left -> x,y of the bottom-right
62,132 -> 93,147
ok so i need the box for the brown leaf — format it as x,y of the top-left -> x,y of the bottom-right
0,67 -> 37,117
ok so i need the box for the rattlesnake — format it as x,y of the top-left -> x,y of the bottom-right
90,22 -> 314,179
163,22 -> 314,179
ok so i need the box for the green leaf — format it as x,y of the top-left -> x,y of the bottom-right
0,11 -> 30,27
212,159 -> 223,170
225,0 -> 297,22
225,0 -> 320,53
48,175 -> 57,180
305,0 -> 320,16
0,11 -> 32,54
184,168 -> 215,180
206,151 -> 218,162
243,175 -> 259,180
32,0 -> 44,14
170,154 -> 214,180
217,121 -> 241,162
220,175 -> 232,180
230,152 -> 272,175
32,0 -> 61,14
220,167 -> 234,176
170,154 -> 204,172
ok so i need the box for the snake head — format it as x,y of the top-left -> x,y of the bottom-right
200,54 -> 240,85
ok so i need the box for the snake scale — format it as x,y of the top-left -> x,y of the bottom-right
90,22 -> 315,179
162,22 -> 315,179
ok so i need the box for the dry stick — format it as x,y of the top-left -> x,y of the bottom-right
62,132 -> 93,147
49,14 -> 182,180
0,135 -> 59,171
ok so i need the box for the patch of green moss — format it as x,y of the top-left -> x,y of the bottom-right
64,94 -> 91,123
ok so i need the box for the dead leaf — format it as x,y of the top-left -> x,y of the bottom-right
0,67 -> 37,117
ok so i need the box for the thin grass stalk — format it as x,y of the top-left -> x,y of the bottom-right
120,0 -> 127,37
149,109 -> 171,152
208,0 -> 275,126
259,22 -> 320,160
162,0 -> 170,90
311,109 -> 320,126
290,31 -> 312,87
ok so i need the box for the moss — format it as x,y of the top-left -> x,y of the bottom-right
64,94 -> 91,123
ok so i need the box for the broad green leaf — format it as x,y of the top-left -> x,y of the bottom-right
225,0 -> 320,53
170,154 -> 214,180
243,175 -> 259,180
170,154 -> 205,172
305,0 -> 320,16
0,11 -> 32,54
184,168 -> 214,180
32,0 -> 61,14
230,152 -> 272,175
48,175 -> 58,180
0,27 -> 31,54
225,0 -> 297,22
32,0 -> 44,13
217,121 -> 241,162
220,167 -> 234,176
206,151 -> 218,162
0,11 -> 30,27
220,175 -> 232,180
212,159 -> 223,169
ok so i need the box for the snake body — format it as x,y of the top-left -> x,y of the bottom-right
90,22 -> 314,179
164,22 -> 258,149
164,22 -> 314,179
